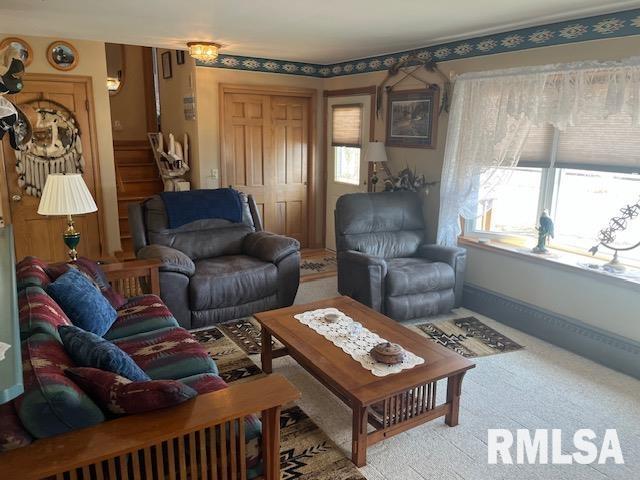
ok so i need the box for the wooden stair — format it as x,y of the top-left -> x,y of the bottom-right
114,141 -> 163,260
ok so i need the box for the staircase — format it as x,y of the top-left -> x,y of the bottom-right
113,140 -> 163,259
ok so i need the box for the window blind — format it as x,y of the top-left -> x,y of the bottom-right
332,104 -> 362,147
517,123 -> 555,168
555,111 -> 640,173
516,76 -> 640,173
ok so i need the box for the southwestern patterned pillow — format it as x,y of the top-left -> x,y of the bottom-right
15,256 -> 50,292
18,286 -> 72,341
15,333 -> 105,438
66,367 -> 197,415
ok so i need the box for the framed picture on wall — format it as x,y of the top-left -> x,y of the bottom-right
176,50 -> 185,65
385,87 -> 439,149
161,51 -> 172,79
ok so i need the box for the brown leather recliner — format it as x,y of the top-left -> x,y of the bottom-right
128,193 -> 300,329
335,191 -> 466,321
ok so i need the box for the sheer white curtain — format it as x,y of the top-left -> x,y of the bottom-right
437,57 -> 640,246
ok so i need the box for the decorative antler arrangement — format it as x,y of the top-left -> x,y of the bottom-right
376,55 -> 451,118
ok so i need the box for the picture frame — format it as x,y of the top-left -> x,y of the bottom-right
385,87 -> 439,149
47,40 -> 79,71
176,50 -> 185,65
0,36 -> 33,67
161,51 -> 172,79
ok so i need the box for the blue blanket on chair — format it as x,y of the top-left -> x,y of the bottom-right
159,188 -> 243,229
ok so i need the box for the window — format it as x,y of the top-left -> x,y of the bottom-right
469,115 -> 640,265
475,167 -> 542,235
334,146 -> 361,185
552,169 -> 640,264
331,103 -> 363,185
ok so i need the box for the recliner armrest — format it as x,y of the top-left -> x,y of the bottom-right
243,232 -> 300,264
339,250 -> 388,276
417,244 -> 466,268
137,244 -> 195,277
417,244 -> 466,307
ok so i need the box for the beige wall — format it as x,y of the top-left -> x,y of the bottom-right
0,34 -> 120,253
109,45 -> 149,141
320,35 -> 640,342
464,245 -> 640,342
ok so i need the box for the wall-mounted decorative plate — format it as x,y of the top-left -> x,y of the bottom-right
47,41 -> 79,71
0,37 -> 33,67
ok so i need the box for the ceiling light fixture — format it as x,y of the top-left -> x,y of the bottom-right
187,42 -> 221,62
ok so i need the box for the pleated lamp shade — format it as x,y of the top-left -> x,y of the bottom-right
364,141 -> 388,164
37,174 -> 97,216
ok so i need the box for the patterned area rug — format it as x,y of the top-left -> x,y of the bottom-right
300,252 -> 337,281
191,327 -> 365,480
219,315 -> 523,358
412,317 -> 523,358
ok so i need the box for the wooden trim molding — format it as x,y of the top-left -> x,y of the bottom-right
463,283 -> 640,380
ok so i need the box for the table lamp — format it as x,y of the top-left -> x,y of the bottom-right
364,141 -> 388,192
37,173 -> 97,260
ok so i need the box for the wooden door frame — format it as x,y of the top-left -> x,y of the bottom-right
219,83 -> 318,247
0,73 -> 107,258
322,86 -> 377,248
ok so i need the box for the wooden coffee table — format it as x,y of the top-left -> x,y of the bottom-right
255,296 -> 475,466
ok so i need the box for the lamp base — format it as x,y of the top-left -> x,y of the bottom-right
63,215 -> 81,261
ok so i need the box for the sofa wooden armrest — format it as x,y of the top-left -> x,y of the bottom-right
101,258 -> 162,297
0,373 -> 299,480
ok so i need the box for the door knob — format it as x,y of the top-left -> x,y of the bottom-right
11,194 -> 22,202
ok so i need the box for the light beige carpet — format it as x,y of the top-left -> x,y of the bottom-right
191,326 -> 365,480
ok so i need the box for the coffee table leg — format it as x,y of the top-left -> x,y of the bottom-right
445,372 -> 465,427
261,328 -> 273,374
352,403 -> 368,467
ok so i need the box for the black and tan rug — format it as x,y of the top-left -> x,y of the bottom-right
300,251 -> 337,282
191,327 -> 365,480
219,315 -> 523,358
412,317 -> 523,358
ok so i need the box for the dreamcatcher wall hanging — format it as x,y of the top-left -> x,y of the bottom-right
14,98 -> 85,197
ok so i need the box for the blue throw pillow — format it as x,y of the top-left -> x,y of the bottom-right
58,325 -> 150,382
46,268 -> 117,336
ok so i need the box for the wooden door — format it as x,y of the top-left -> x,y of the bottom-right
271,96 -> 308,244
325,95 -> 371,250
1,76 -> 103,262
222,91 -> 309,246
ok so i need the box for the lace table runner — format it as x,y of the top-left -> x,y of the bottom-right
293,308 -> 424,377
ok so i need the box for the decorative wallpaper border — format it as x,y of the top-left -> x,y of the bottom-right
197,7 -> 640,77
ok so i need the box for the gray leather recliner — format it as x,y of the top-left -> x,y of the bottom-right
335,191 -> 466,321
129,194 -> 300,329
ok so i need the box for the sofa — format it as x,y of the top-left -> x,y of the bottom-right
128,192 -> 301,329
0,256 -> 298,480
335,191 -> 467,321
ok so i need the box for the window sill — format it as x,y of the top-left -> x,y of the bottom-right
458,236 -> 640,291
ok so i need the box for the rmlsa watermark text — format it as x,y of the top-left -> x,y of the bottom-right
488,429 -> 624,465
